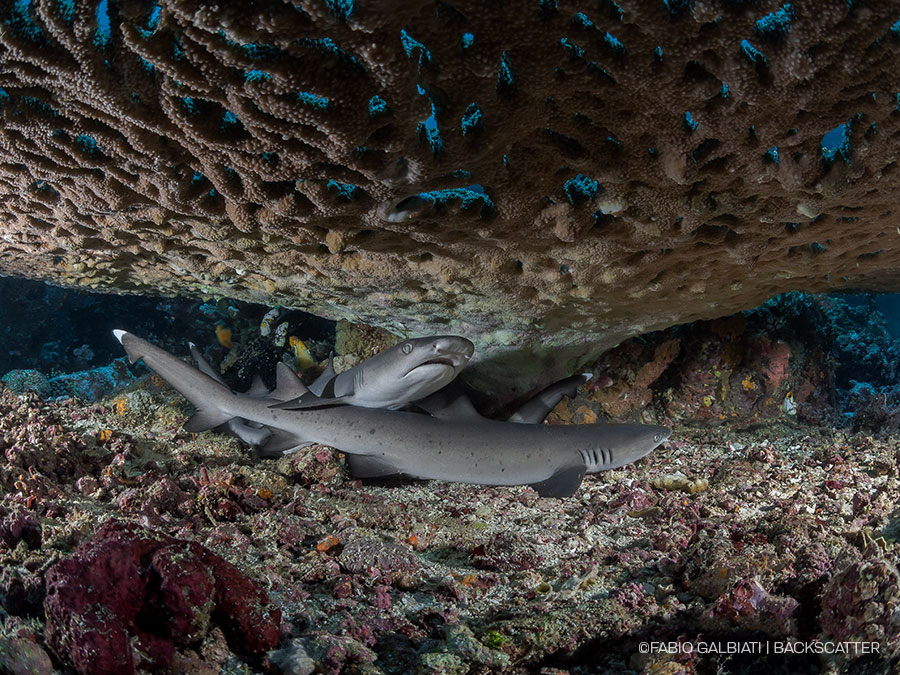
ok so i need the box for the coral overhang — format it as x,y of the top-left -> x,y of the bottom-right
1,1 -> 900,395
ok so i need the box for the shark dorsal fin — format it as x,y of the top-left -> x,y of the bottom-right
245,373 -> 269,397
269,362 -> 309,401
309,351 -> 337,397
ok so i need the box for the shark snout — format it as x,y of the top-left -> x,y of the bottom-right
645,425 -> 671,448
429,336 -> 474,367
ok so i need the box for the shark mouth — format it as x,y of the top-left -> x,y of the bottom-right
407,355 -> 467,376
421,357 -> 457,367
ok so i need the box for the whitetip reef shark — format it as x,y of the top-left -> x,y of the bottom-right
187,336 -> 474,447
270,335 -> 475,409
114,330 -> 669,497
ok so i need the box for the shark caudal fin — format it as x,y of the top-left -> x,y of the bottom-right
113,329 -> 141,364
114,330 -> 235,433
508,373 -> 593,424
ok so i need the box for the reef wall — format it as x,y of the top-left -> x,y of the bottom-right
1,0 -> 899,394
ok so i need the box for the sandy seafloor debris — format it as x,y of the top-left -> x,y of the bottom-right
1,373 -> 899,675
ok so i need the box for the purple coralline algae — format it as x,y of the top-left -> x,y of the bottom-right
43,520 -> 282,674
703,577 -> 799,635
820,558 -> 900,653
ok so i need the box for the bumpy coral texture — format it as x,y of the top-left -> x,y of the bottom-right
0,0 -> 899,357
820,558 -> 900,653
43,520 -> 281,675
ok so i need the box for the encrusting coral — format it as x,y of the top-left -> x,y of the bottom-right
2,1 -> 900,396
43,520 -> 282,675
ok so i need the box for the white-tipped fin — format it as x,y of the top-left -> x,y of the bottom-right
113,329 -> 141,364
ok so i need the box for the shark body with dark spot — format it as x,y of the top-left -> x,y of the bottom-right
115,330 -> 668,497
188,335 -> 474,448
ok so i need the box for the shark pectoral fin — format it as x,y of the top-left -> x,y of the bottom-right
183,408 -> 233,433
258,429 -> 313,457
529,464 -> 586,498
224,418 -> 272,447
346,454 -> 401,478
268,393 -> 350,410
258,443 -> 312,459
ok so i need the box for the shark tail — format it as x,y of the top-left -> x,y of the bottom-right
114,329 -> 142,365
114,329 -> 235,432
508,373 -> 594,424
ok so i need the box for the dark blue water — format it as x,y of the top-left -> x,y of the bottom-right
0,276 -> 334,378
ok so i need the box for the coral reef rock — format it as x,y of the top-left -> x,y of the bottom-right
42,520 -> 281,675
2,2 -> 900,394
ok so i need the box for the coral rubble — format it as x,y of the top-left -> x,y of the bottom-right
2,293 -> 900,672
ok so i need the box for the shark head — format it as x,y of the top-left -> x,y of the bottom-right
398,335 -> 474,377
351,335 -> 474,407
394,335 -> 475,396
579,424 -> 670,472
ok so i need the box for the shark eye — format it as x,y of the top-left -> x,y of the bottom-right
401,342 -> 413,355
653,433 -> 663,443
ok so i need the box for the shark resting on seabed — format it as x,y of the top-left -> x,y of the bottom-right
193,333 -> 595,452
114,330 -> 669,497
